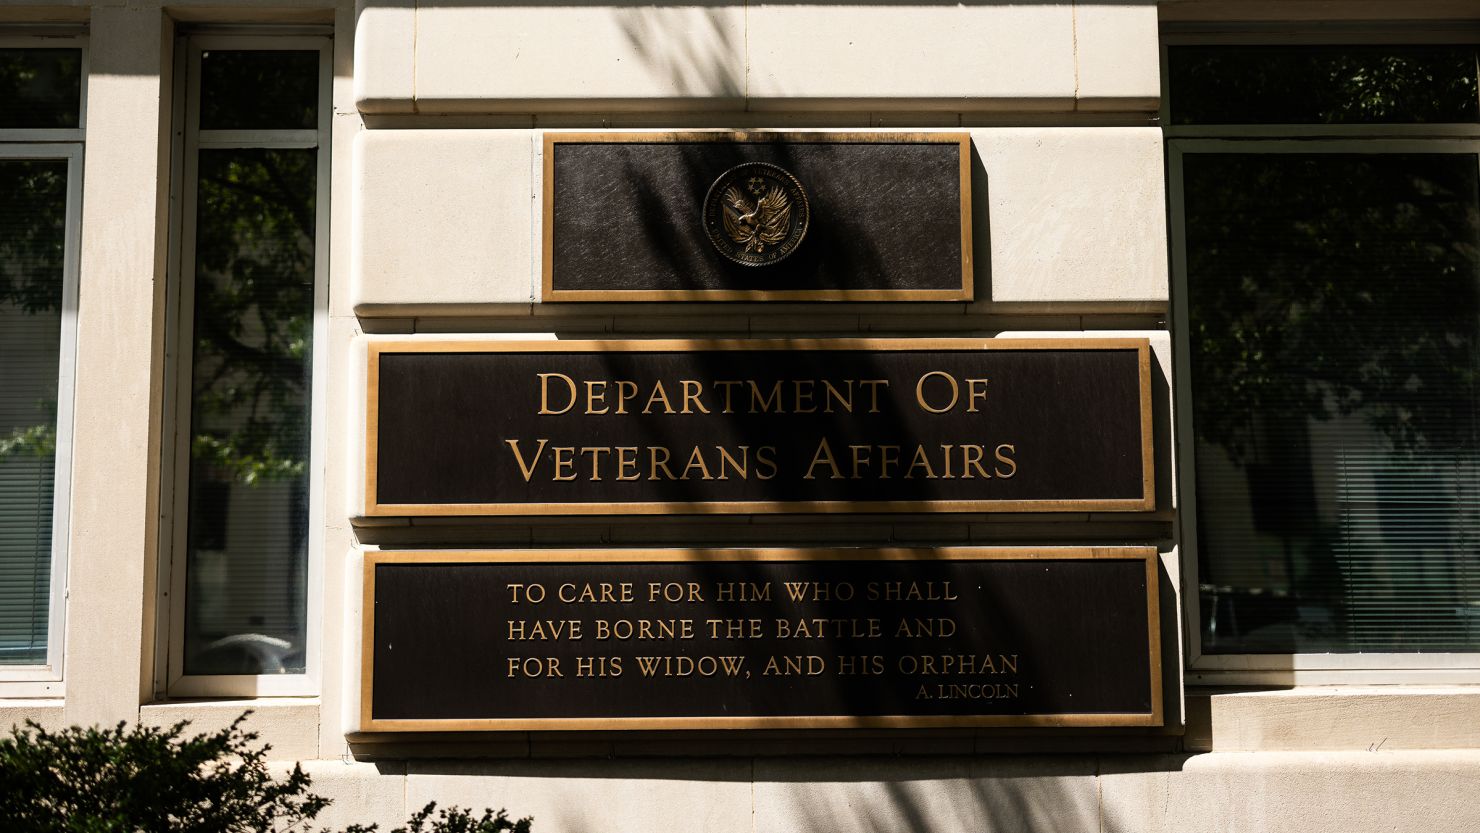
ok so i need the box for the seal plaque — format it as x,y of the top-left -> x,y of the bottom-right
703,162 -> 810,266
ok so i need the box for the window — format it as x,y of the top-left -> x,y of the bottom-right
1166,34 -> 1480,680
0,35 -> 85,694
160,35 -> 329,696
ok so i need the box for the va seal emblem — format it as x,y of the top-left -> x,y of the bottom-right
703,162 -> 810,266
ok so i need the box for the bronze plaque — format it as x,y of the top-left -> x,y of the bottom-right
543,132 -> 972,301
358,548 -> 1163,731
363,338 -> 1154,517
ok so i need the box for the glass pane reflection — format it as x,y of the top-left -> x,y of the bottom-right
199,50 -> 319,131
1169,45 -> 1480,125
0,159 -> 67,664
0,49 -> 82,129
183,148 -> 315,676
1186,152 -> 1480,653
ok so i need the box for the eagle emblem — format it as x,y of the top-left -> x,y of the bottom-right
703,162 -> 810,266
720,180 -> 792,254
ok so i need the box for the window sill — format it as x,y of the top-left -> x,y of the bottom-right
0,699 -> 64,731
141,698 -> 321,761
1185,686 -> 1480,752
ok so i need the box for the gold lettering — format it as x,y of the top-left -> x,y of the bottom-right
962,444 -> 991,479
505,438 -> 549,482
715,446 -> 748,480
804,437 -> 843,480
749,380 -> 784,413
576,656 -> 623,677
914,370 -> 958,414
552,445 -> 577,480
537,373 -> 577,415
649,446 -> 676,480
755,446 -> 779,480
860,379 -> 889,413
878,445 -> 900,479
906,445 -> 938,479
994,443 -> 1018,478
615,380 -> 639,414
966,377 -> 989,412
680,380 -> 710,414
681,446 -> 715,480
643,380 -> 675,415
713,380 -> 742,413
714,582 -> 771,603
580,446 -> 611,480
647,582 -> 704,603
792,379 -> 817,413
822,379 -> 853,413
616,446 -> 640,480
585,380 -> 609,414
507,657 -> 562,678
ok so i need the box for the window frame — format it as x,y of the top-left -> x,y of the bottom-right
0,33 -> 87,697
156,33 -> 331,698
1165,28 -> 1480,685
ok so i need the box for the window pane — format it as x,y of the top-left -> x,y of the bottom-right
199,50 -> 318,131
0,159 -> 67,665
1185,152 -> 1480,653
183,148 -> 315,676
0,49 -> 82,129
1168,45 -> 1480,125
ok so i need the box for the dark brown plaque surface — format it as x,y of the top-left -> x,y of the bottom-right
542,132 -> 973,301
364,338 -> 1154,517
358,548 -> 1162,731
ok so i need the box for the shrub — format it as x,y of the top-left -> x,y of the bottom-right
0,714 -> 530,833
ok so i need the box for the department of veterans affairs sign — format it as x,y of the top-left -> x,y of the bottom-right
362,338 -> 1154,517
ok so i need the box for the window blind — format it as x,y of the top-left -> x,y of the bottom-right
0,159 -> 67,665
1185,151 -> 1480,654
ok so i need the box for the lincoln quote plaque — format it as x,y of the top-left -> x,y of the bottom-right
357,548 -> 1163,731
363,338 -> 1154,517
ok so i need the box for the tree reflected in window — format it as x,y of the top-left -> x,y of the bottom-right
0,159 -> 67,664
183,148 -> 315,676
1185,152 -> 1480,652
1169,45 -> 1479,125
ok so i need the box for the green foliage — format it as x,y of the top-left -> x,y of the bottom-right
187,149 -> 316,488
0,422 -> 56,458
0,48 -> 82,130
0,158 -> 68,314
1183,152 -> 1479,461
379,804 -> 532,833
1169,45 -> 1479,125
0,714 -> 532,833
0,715 -> 326,833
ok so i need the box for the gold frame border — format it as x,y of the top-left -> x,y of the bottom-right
363,337 -> 1156,517
359,546 -> 1164,733
540,131 -> 975,302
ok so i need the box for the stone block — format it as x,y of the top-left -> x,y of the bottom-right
1100,751 -> 1480,833
305,761 -> 408,831
353,130 -> 534,309
413,5 -> 746,111
753,756 -> 1099,833
967,128 -> 1168,305
406,759 -> 753,833
139,700 -> 320,761
353,2 -> 415,113
1074,3 -> 1161,109
1207,688 -> 1480,751
746,4 -> 1076,109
